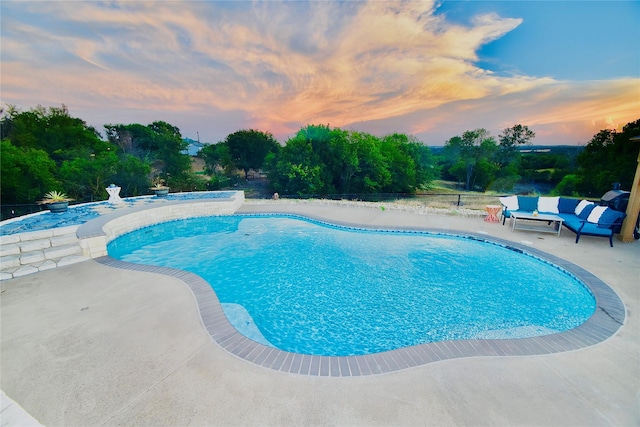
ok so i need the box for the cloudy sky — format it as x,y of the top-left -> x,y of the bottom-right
1,0 -> 638,146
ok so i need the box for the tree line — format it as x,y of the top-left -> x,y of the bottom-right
1,105 -> 197,204
201,125 -> 437,196
439,124 -> 535,192
553,120 -> 640,197
436,120 -> 639,196
1,104 -> 638,207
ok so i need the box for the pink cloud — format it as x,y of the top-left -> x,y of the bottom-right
1,0 -> 638,145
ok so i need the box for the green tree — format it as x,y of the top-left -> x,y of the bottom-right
0,140 -> 59,204
265,125 -> 434,196
380,133 -> 437,193
104,120 -> 192,191
113,154 -> 152,197
199,143 -> 233,175
104,123 -> 156,159
1,105 -> 114,203
519,152 -> 575,190
444,129 -> 497,191
573,119 -> 640,196
59,150 -> 120,200
350,131 -> 391,192
496,124 -> 535,168
327,128 -> 359,193
148,121 -> 191,182
286,125 -> 343,193
552,174 -> 582,197
2,104 -> 105,164
266,136 -> 325,195
224,129 -> 280,179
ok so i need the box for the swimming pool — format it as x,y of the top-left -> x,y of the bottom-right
107,214 -> 596,357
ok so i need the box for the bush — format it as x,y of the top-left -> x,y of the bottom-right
206,175 -> 231,190
552,174 -> 582,196
488,176 -> 519,193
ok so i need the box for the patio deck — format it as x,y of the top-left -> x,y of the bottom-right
1,200 -> 638,426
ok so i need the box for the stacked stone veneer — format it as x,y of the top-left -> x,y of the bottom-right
1,191 -> 245,280
0,226 -> 89,280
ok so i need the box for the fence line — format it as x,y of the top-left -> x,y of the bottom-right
1,193 -> 505,222
1,204 -> 47,221
272,192 -> 506,210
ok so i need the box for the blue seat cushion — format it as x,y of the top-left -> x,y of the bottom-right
517,196 -> 539,212
559,214 -> 583,231
580,221 -> 613,236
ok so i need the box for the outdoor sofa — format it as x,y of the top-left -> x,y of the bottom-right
499,195 -> 626,247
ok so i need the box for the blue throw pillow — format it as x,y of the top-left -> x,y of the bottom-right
517,196 -> 539,212
597,208 -> 624,228
558,198 -> 579,214
577,203 -> 596,219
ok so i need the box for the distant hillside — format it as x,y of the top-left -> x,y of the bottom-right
521,145 -> 584,156
429,145 -> 584,156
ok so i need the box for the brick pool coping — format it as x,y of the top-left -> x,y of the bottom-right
94,211 -> 626,377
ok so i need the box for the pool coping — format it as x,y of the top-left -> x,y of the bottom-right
95,212 -> 626,377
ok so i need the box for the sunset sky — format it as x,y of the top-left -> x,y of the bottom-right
1,0 -> 638,146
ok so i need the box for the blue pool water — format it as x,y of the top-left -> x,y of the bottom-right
0,191 -> 236,235
107,215 -> 596,356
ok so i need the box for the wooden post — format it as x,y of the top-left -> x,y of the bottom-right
619,140 -> 640,242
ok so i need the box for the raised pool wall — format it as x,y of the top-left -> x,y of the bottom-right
0,191 -> 245,280
77,191 -> 245,258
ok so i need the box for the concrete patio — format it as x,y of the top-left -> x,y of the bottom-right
1,200 -> 638,426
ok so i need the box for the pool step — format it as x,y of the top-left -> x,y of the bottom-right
0,226 -> 90,280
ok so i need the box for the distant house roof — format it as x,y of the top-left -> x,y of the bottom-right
182,138 -> 206,156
